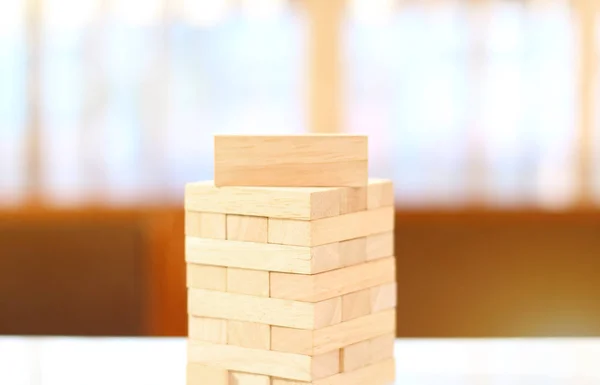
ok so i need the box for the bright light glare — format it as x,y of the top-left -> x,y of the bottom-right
182,0 -> 230,28
0,0 -> 24,37
349,0 -> 396,26
240,0 -> 286,21
111,0 -> 164,26
43,0 -> 98,29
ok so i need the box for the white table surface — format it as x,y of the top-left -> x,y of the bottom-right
1,337 -> 599,384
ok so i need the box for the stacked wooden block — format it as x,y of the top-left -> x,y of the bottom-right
184,135 -> 396,385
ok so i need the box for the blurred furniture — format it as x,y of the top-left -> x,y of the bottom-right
2,208 -> 600,337
1,337 -> 599,384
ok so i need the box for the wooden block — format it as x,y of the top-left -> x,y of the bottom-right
365,206 -> 395,237
342,289 -> 371,321
185,181 -> 340,220
367,179 -> 394,210
186,237 -> 340,275
341,340 -> 369,372
270,309 -> 395,355
189,289 -> 341,330
188,316 -> 227,344
366,231 -> 394,261
271,358 -> 395,385
268,207 -> 393,247
370,282 -> 397,313
214,135 -> 368,187
270,257 -> 395,302
311,349 -> 340,379
227,215 -> 268,243
339,237 -> 366,268
227,320 -> 270,350
339,187 -> 367,214
271,380 -> 309,385
227,268 -> 269,297
185,211 -> 226,239
187,264 -> 227,291
271,327 -> 313,356
188,341 -> 340,381
187,363 -> 228,385
369,333 -> 395,364
230,372 -> 270,385
315,358 -> 395,385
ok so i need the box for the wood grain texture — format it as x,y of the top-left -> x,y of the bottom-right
230,372 -> 270,385
187,363 -> 228,385
227,215 -> 268,243
188,289 -> 341,330
368,333 -> 395,365
367,179 -> 394,210
270,309 -> 396,355
366,231 -> 394,261
227,268 -> 269,297
339,237 -> 366,268
342,289 -> 371,321
188,340 -> 340,381
268,207 -> 394,247
271,358 -> 395,385
228,320 -> 270,350
270,257 -> 396,302
186,264 -> 227,291
339,187 -> 367,214
370,282 -> 397,313
341,340 -> 369,372
214,135 -> 368,187
186,237 -> 340,275
188,316 -> 227,344
341,333 -> 394,372
185,181 -> 340,220
185,211 -> 226,239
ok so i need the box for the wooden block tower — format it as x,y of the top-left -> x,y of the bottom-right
184,135 -> 396,385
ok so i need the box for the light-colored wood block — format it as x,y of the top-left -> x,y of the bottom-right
188,316 -> 227,344
366,231 -> 394,261
341,340 -> 369,372
339,237 -> 366,268
342,289 -> 371,321
311,349 -> 340,379
271,358 -> 395,385
268,206 -> 393,247
270,257 -> 395,302
370,282 -> 397,313
339,186 -> 367,214
369,333 -> 395,364
189,289 -> 341,330
365,206 -> 394,237
270,309 -> 395,355
227,268 -> 269,297
228,320 -> 270,350
227,215 -> 268,243
230,372 -> 270,385
367,179 -> 394,210
186,264 -> 227,291
271,380 -> 309,385
271,327 -> 313,356
187,363 -> 228,385
214,135 -> 368,187
185,181 -> 340,220
185,211 -> 226,239
188,341 -> 340,382
186,237 -> 340,275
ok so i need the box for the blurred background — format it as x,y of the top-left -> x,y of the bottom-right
1,0 -> 600,338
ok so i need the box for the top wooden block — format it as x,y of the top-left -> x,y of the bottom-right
214,135 -> 368,187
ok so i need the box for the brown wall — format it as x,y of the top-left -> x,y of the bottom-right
1,208 -> 599,337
